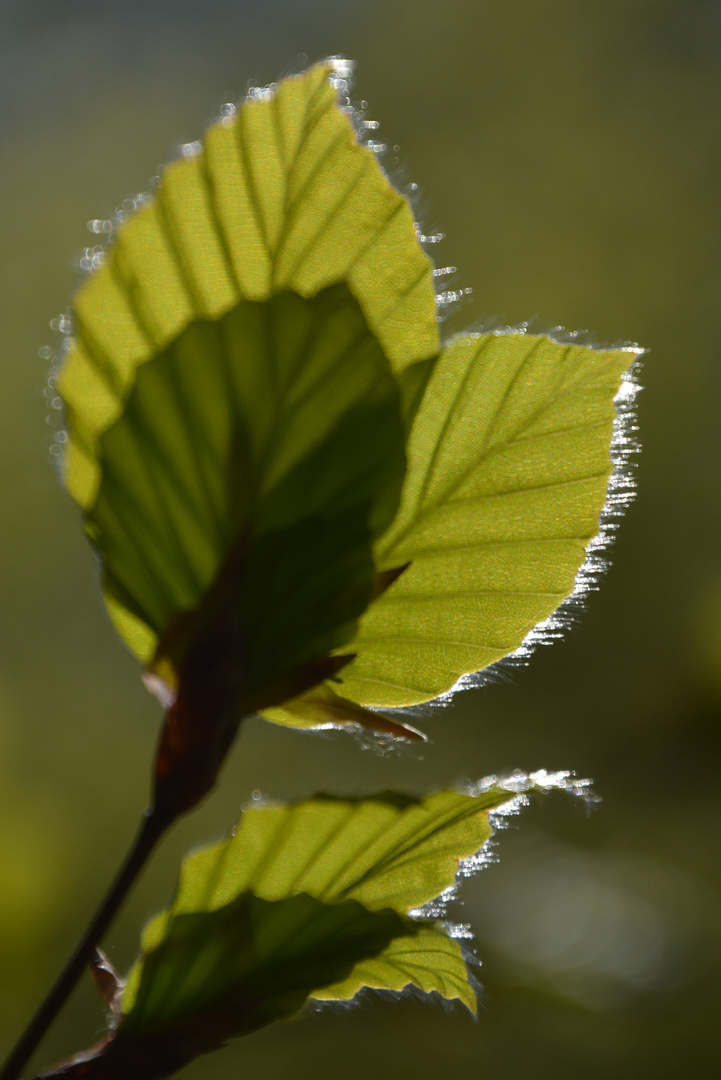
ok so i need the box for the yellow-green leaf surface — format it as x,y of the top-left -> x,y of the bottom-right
121,786 -> 512,1025
261,682 -> 426,740
311,928 -> 472,1006
334,332 -> 638,707
36,778 -> 587,1078
59,59 -> 437,515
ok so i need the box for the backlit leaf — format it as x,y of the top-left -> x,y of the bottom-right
58,58 -> 638,738
121,892 -> 414,1041
137,787 -> 507,928
86,284 -> 406,693
119,785 -> 512,1017
37,777 -> 588,1078
260,682 -> 426,740
59,62 -> 437,685
334,332 -> 639,707
311,928 -> 475,1011
60,59 -> 437,514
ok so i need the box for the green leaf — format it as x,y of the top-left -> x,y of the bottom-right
38,778 -> 583,1077
58,57 -> 638,737
59,59 -> 437,516
86,284 -> 406,692
58,59 -> 438,709
49,896 -> 417,1080
119,786 -> 512,1025
138,788 -> 506,924
311,928 -> 475,1010
333,331 -> 638,707
260,682 -> 427,740
121,891 -> 415,1042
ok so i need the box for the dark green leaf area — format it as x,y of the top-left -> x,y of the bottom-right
86,284 -> 407,683
122,891 -> 414,1043
239,510 -> 373,690
394,355 -> 437,438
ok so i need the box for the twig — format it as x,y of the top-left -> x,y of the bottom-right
0,809 -> 170,1080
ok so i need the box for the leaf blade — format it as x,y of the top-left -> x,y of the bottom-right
89,785 -> 511,1077
148,787 -> 507,929
312,930 -> 476,1013
337,332 -> 637,706
121,892 -> 415,1040
60,61 -> 438,512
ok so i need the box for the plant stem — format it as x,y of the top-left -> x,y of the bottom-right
0,808 -> 171,1080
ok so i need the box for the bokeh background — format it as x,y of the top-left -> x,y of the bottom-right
2,1 -> 720,1077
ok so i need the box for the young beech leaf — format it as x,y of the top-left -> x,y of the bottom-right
35,786 -> 511,1078
59,59 -> 437,518
310,927 -> 474,1008
139,787 -> 510,921
36,898 -> 417,1080
57,56 -> 640,745
120,786 -> 517,1024
121,896 -> 416,1059
57,59 -> 441,759
37,778 -> 592,1079
332,331 -> 641,707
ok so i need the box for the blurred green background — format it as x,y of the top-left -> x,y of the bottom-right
1,0 -> 720,1076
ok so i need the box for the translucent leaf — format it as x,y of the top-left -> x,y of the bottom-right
334,332 -> 639,707
260,678 -> 426,740
311,929 -> 475,1012
118,781 -> 511,1023
86,285 -> 406,694
136,788 -> 507,929
45,896 -> 416,1079
121,892 -> 415,1042
37,779 -> 584,1078
59,59 -> 438,516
